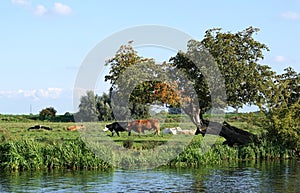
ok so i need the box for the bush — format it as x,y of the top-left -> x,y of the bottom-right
265,100 -> 300,153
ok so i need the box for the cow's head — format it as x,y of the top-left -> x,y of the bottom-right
103,126 -> 109,132
103,124 -> 114,132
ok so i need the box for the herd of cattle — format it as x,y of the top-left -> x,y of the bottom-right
27,124 -> 86,131
27,119 -> 196,136
103,119 -> 196,136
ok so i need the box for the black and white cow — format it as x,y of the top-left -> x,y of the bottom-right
103,122 -> 128,137
28,125 -> 53,131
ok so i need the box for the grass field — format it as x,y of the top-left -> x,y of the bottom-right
0,113 -> 263,143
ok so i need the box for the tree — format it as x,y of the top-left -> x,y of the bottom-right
158,27 -> 274,136
200,27 -> 274,110
263,67 -> 300,153
104,42 -> 161,120
76,91 -> 99,122
103,28 -> 297,147
265,67 -> 300,110
96,93 -> 113,121
39,107 -> 57,121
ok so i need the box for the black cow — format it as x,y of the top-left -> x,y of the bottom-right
28,125 -> 53,131
103,122 -> 128,137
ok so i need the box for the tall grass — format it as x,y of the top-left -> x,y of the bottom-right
169,136 -> 297,167
0,136 -> 296,171
0,138 -> 110,171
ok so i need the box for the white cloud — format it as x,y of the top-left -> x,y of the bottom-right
38,88 -> 63,99
274,55 -> 286,62
0,88 -> 63,101
11,0 -> 30,6
34,4 -> 47,16
52,2 -> 72,15
281,11 -> 300,20
11,1 -> 72,17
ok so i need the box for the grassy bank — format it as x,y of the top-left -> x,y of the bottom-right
0,136 -> 297,171
0,113 -> 298,171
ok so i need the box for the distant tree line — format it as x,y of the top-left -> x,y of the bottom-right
75,91 -> 150,122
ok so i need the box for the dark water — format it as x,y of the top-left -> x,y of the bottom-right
0,160 -> 299,193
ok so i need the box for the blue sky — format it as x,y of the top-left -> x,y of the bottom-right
0,0 -> 299,114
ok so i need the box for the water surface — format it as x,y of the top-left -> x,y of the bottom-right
0,160 -> 299,192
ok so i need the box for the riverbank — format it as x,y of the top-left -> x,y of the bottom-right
0,136 -> 297,171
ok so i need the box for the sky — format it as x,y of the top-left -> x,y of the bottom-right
0,0 -> 299,115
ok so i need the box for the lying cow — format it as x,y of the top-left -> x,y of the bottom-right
28,125 -> 52,131
177,129 -> 197,135
103,121 -> 128,137
162,127 -> 196,135
162,127 -> 182,135
67,125 -> 86,131
127,119 -> 160,136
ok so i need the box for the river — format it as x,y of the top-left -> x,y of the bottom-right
0,160 -> 299,193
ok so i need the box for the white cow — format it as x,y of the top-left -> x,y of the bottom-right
162,127 -> 196,135
162,127 -> 182,135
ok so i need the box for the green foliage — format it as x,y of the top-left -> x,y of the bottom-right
76,90 -> 150,121
96,93 -> 113,121
0,138 -> 110,171
76,91 -> 99,122
39,107 -> 57,121
200,27 -> 274,110
265,100 -> 300,152
170,137 -> 296,167
260,67 -> 300,153
104,43 -> 163,120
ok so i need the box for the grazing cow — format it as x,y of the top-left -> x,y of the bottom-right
127,119 -> 160,136
103,122 -> 128,137
28,125 -> 53,131
67,125 -> 86,131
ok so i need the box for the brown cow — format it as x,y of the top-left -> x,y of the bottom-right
127,119 -> 160,135
67,125 -> 85,131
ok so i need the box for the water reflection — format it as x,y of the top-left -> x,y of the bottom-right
0,160 -> 299,193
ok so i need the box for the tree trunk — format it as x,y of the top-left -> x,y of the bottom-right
196,120 -> 257,146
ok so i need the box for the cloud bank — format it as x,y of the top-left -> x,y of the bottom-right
0,88 -> 63,101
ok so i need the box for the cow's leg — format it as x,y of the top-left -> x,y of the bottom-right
128,131 -> 131,136
116,131 -> 120,137
138,127 -> 143,134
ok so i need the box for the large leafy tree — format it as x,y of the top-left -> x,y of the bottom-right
199,27 -> 274,110
104,42 -> 161,120
153,27 -> 274,134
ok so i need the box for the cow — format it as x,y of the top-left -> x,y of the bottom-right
177,129 -> 197,135
103,121 -> 128,137
162,127 -> 182,135
127,119 -> 160,136
28,125 -> 53,131
67,125 -> 86,131
162,127 -> 196,135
